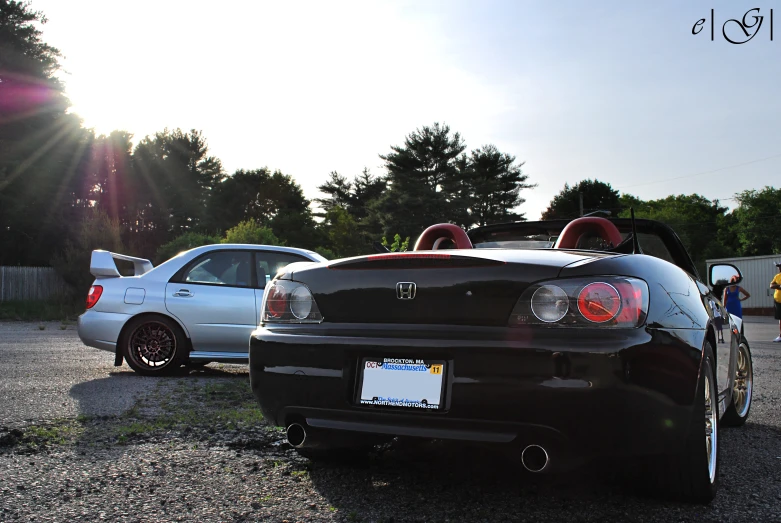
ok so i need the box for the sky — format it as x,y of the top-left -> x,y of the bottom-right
30,0 -> 781,219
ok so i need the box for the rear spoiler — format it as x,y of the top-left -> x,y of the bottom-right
90,250 -> 154,278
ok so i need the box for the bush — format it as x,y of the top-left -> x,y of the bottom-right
155,232 -> 221,265
222,220 -> 282,245
0,299 -> 84,321
381,233 -> 410,252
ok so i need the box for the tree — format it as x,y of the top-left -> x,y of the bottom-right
541,179 -> 621,220
208,168 -> 320,249
314,171 -> 354,216
0,1 -> 93,265
733,186 -> 781,256
155,231 -> 221,265
131,128 -> 223,245
620,194 -> 734,276
376,123 -> 467,240
320,206 -> 365,258
461,145 -> 535,227
223,220 -> 281,246
50,209 -> 124,295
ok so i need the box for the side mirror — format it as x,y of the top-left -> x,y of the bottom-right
709,263 -> 742,287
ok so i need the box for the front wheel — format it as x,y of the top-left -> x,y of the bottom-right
122,315 -> 186,376
722,338 -> 753,426
645,343 -> 719,502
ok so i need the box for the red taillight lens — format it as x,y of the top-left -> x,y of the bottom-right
577,282 -> 621,323
86,285 -> 103,309
265,283 -> 288,319
260,280 -> 323,324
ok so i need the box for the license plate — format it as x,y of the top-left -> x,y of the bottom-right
358,357 -> 446,410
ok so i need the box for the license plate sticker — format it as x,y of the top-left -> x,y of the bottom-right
359,358 -> 445,409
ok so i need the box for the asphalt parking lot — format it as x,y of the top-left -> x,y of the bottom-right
1,318 -> 780,522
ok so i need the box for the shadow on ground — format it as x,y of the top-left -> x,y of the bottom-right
300,422 -> 781,522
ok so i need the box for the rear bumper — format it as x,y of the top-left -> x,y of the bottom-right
77,310 -> 131,353
249,323 -> 705,464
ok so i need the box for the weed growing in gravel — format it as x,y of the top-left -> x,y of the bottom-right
0,420 -> 85,453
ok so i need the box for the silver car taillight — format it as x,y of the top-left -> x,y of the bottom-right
261,280 -> 323,324
509,276 -> 649,328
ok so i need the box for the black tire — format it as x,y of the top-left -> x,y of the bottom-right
722,337 -> 753,427
122,315 -> 187,376
646,343 -> 719,503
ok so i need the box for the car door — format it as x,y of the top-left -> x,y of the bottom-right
165,250 -> 257,354
253,250 -> 316,317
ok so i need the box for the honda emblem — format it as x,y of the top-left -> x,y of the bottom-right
396,282 -> 417,300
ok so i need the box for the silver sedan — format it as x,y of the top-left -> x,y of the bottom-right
77,244 -> 325,375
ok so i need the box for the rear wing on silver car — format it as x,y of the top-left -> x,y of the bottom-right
89,250 -> 154,278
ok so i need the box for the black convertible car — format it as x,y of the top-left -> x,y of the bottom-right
248,216 -> 753,502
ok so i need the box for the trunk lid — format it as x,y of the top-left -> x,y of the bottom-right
283,250 -> 611,326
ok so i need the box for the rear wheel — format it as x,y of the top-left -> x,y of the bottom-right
645,343 -> 719,502
722,338 -> 753,427
122,315 -> 186,376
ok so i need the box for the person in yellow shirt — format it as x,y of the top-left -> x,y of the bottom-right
771,261 -> 781,342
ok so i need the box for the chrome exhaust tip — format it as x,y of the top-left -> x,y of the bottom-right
521,444 -> 549,472
286,423 -> 307,448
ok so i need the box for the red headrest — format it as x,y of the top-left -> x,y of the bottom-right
414,223 -> 473,251
553,217 -> 623,250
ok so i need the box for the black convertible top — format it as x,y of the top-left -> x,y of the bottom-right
467,218 -> 699,279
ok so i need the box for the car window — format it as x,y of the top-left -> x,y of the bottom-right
184,251 -> 252,287
256,252 -> 311,287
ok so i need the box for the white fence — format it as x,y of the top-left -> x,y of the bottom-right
0,266 -> 70,302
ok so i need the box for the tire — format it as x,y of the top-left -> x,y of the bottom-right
722,338 -> 753,427
646,343 -> 719,503
122,315 -> 187,376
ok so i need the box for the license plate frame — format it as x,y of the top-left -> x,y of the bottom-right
356,357 -> 447,410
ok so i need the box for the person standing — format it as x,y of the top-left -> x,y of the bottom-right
771,261 -> 781,342
723,275 -> 751,319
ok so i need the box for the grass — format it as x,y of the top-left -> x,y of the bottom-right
1,377 -> 267,452
0,299 -> 83,322
112,377 -> 264,443
1,420 -> 86,452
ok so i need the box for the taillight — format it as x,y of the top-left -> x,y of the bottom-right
86,285 -> 103,309
577,282 -> 620,323
261,280 -> 323,324
509,276 -> 648,328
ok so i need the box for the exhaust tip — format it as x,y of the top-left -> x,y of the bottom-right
286,423 -> 307,448
521,444 -> 549,472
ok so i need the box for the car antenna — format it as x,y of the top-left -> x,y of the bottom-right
630,207 -> 642,254
372,241 -> 391,253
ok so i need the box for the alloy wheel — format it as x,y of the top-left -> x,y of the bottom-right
129,322 -> 177,369
704,370 -> 718,484
732,342 -> 753,418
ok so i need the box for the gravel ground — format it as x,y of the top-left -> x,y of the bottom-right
1,319 -> 781,522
